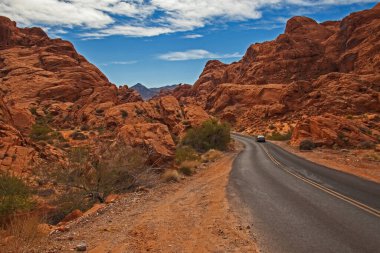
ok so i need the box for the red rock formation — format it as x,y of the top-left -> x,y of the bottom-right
193,4 -> 380,89
118,123 -> 176,164
179,4 -> 380,147
290,114 -> 379,148
0,16 -> 211,173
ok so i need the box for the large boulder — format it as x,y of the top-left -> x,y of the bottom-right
117,123 -> 176,164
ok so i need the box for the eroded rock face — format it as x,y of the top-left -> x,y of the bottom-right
175,4 -> 380,147
193,5 -> 380,88
290,114 -> 379,148
0,16 -> 211,173
118,123 -> 176,164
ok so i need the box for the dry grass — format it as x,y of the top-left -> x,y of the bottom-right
365,152 -> 380,162
201,149 -> 222,163
162,170 -> 180,182
0,214 -> 46,253
180,160 -> 201,169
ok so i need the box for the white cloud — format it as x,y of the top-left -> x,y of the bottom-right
183,34 -> 204,39
158,49 -> 242,61
1,0 -> 377,38
82,25 -> 175,38
101,60 -> 138,66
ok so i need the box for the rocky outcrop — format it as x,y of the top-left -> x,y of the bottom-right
193,4 -> 380,89
118,123 -> 176,164
175,4 -> 380,147
0,16 -> 211,173
0,15 -> 142,133
290,114 -> 379,148
103,95 -> 210,135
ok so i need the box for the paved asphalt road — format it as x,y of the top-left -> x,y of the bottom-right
229,134 -> 380,253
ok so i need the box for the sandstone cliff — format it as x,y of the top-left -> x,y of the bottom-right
0,16 -> 210,173
177,4 -> 380,148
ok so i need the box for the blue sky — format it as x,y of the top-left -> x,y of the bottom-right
1,1 -> 377,87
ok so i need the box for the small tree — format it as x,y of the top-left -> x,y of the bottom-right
35,142 -> 149,223
120,110 -> 128,119
0,173 -> 33,224
182,119 -> 231,152
30,122 -> 52,141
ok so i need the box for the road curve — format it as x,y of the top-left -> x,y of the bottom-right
228,133 -> 380,253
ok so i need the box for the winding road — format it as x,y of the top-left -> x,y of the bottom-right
229,133 -> 380,253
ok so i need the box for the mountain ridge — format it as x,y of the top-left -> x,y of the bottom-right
130,83 -> 180,100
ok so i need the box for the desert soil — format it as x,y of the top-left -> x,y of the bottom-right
272,141 -> 380,184
40,152 -> 256,253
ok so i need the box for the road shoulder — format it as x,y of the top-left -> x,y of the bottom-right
41,151 -> 257,252
271,141 -> 380,184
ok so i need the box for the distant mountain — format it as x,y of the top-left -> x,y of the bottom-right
131,83 -> 179,100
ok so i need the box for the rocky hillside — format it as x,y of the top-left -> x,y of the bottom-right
131,83 -> 179,100
0,16 -> 210,175
176,3 -> 380,148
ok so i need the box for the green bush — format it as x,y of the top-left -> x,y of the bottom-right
47,192 -> 94,225
182,119 -> 231,152
175,146 -> 198,163
0,173 -> 33,223
179,166 -> 193,176
267,131 -> 292,141
29,107 -> 37,115
29,123 -> 52,141
299,139 -> 316,150
69,131 -> 88,140
80,124 -> 90,131
50,131 -> 66,142
135,108 -> 144,115
120,110 -> 128,119
358,141 -> 375,150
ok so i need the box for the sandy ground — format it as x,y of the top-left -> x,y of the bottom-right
39,152 -> 256,253
272,141 -> 380,184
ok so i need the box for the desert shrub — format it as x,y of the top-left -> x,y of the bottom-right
201,149 -> 222,163
69,131 -> 88,140
299,139 -> 315,150
95,108 -> 104,114
80,124 -> 90,131
120,110 -> 128,119
338,132 -> 345,140
365,152 -> 380,162
267,131 -> 292,141
47,191 -> 93,225
35,143 -> 148,224
0,214 -> 45,252
0,173 -> 33,224
358,141 -> 375,150
182,120 -> 190,127
346,115 -> 353,120
135,107 -> 145,115
29,107 -> 38,115
182,119 -> 231,152
359,127 -> 372,135
162,170 -> 179,182
179,166 -> 193,176
268,124 -> 276,130
175,146 -> 198,163
181,160 -> 201,169
30,123 -> 52,141
96,126 -> 105,134
49,131 -> 66,142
